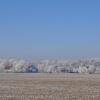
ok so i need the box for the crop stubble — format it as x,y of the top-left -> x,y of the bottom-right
0,73 -> 100,100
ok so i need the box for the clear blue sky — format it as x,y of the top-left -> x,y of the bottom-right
0,0 -> 100,59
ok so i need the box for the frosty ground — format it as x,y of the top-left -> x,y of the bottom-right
0,73 -> 100,100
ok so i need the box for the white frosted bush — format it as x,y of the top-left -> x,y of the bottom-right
10,60 -> 28,72
44,65 -> 58,73
78,66 -> 88,73
37,63 -> 46,73
0,60 -> 10,72
95,67 -> 100,74
88,65 -> 96,74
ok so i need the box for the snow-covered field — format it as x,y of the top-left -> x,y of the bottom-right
0,73 -> 100,100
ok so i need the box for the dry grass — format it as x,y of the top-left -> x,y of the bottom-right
0,73 -> 100,100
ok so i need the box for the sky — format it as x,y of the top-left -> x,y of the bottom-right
0,0 -> 100,59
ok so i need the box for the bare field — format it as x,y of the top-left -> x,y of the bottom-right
0,73 -> 100,100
